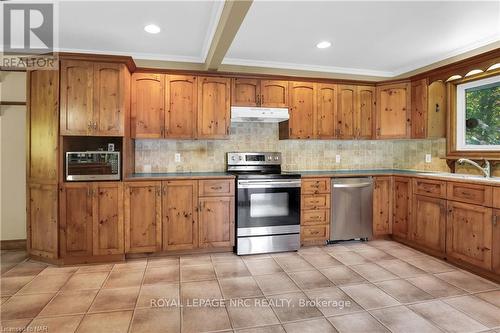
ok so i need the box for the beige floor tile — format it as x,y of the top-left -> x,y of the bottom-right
219,276 -> 263,299
0,275 -> 35,296
376,259 -> 426,278
444,295 -> 500,328
409,300 -> 488,333
235,325 -> 285,333
112,260 -> 147,272
349,263 -> 398,282
214,261 -> 251,278
77,310 -> 133,333
2,261 -> 47,277
475,290 -> 500,307
226,297 -> 280,329
143,266 -> 179,285
38,290 -> 98,316
403,256 -> 455,274
328,312 -> 389,333
180,264 -> 216,282
76,264 -> 114,273
435,270 -> 499,293
340,283 -> 399,310
147,257 -> 179,268
181,280 -> 222,303
300,253 -> 343,268
374,279 -> 434,303
370,305 -> 441,333
322,245 -> 352,254
129,307 -> 180,333
0,293 -> 54,320
305,287 -> 363,317
136,282 -> 179,308
1,296 -> 9,304
0,319 -> 32,332
288,270 -> 334,290
342,242 -> 374,251
181,305 -> 231,333
27,315 -> 83,333
180,254 -> 212,267
298,246 -> 325,255
406,274 -> 466,298
320,266 -> 366,286
273,254 -> 315,272
211,252 -> 242,263
282,317 -> 338,333
267,292 -> 323,323
103,270 -> 144,289
253,272 -> 300,295
62,272 -> 109,291
330,252 -> 371,266
245,258 -> 283,276
17,273 -> 72,294
89,287 -> 140,312
241,254 -> 273,262
355,248 -> 396,262
39,266 -> 79,275
387,247 -> 424,260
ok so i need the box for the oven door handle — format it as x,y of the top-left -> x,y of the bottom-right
238,180 -> 301,189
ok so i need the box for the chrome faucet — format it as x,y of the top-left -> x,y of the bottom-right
457,158 -> 491,178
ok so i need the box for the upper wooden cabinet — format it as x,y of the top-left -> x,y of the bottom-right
197,76 -> 231,139
375,82 -> 411,139
261,80 -> 288,107
411,79 -> 447,139
411,79 -> 428,139
232,79 -> 288,108
373,177 -> 392,236
356,86 -> 375,139
131,73 -> 165,138
316,84 -> 337,139
165,75 -> 197,138
337,85 -> 356,139
286,81 -> 317,139
60,60 -> 128,136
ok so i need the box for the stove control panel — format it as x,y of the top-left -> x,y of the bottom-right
227,152 -> 282,166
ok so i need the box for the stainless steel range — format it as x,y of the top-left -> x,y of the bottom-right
227,152 -> 301,255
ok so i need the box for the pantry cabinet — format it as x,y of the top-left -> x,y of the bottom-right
373,177 -> 392,236
316,84 -> 337,139
410,195 -> 446,256
28,183 -> 58,259
393,177 -> 411,239
197,77 -> 231,139
375,82 -> 411,139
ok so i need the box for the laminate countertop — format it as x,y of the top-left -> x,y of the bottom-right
125,172 -> 235,181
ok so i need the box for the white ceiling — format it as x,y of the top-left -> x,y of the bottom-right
224,1 -> 500,77
58,0 -> 224,62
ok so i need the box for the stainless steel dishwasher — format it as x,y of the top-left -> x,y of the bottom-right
330,177 -> 373,242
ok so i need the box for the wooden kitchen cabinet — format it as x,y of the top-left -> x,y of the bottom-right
165,75 -> 197,138
494,187 -> 500,209
261,80 -> 288,107
60,60 -> 127,136
198,196 -> 235,248
232,79 -> 288,108
337,85 -> 356,139
493,209 -> 500,274
28,183 -> 58,259
393,177 -> 411,239
410,195 -> 446,256
162,180 -> 198,251
197,77 -> 231,139
373,177 -> 392,236
301,178 -> 331,245
316,83 -> 337,139
411,79 -> 427,139
411,79 -> 446,139
356,86 -> 375,139
286,81 -> 316,139
124,182 -> 162,253
447,182 -> 492,207
131,73 -> 165,138
375,82 -> 411,139
446,201 -> 492,270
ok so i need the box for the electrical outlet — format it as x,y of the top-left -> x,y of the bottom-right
175,153 -> 181,163
425,154 -> 432,163
335,155 -> 341,163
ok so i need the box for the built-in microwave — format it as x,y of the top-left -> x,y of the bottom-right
66,151 -> 120,181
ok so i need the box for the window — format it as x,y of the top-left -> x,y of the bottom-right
456,75 -> 500,151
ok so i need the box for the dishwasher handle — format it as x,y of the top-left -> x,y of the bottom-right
333,182 -> 372,188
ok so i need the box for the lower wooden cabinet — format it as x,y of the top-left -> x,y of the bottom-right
373,177 -> 392,236
124,182 -> 162,253
199,196 -> 235,248
393,177 -> 411,239
493,209 -> 500,275
28,183 -> 58,259
410,195 -> 446,255
446,201 -> 492,270
301,178 -> 331,245
60,182 -> 124,258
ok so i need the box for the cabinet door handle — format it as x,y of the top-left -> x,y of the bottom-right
261,94 -> 264,104
256,94 -> 260,106
93,122 -> 97,130
493,215 -> 498,226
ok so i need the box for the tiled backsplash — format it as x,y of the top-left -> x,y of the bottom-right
135,123 -> 452,173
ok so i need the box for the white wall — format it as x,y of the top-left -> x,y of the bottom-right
0,72 -> 27,241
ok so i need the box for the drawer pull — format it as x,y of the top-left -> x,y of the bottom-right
310,184 -> 321,188
310,230 -> 320,235
459,191 -> 473,198
210,186 -> 223,190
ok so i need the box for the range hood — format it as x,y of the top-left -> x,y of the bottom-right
231,106 -> 289,123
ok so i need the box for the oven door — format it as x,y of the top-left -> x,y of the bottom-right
237,179 -> 301,236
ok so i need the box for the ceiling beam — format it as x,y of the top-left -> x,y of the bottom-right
204,0 -> 253,71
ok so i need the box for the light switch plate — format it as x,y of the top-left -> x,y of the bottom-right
425,154 -> 432,163
175,153 -> 181,163
335,155 -> 341,163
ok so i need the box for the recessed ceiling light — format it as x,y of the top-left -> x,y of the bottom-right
316,41 -> 331,49
144,24 -> 161,34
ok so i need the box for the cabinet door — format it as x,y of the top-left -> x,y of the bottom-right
427,81 -> 446,138
162,180 -> 198,251
288,81 -> 316,139
337,85 -> 356,139
493,209 -> 500,274
446,201 -> 492,270
376,83 -> 411,139
373,177 -> 392,236
199,197 -> 235,248
93,182 -> 124,255
93,63 -> 124,136
411,195 -> 446,255
28,184 -> 58,259
260,80 -> 288,107
131,73 -> 165,138
356,86 -> 375,139
232,78 -> 260,106
59,183 -> 93,257
316,84 -> 337,139
197,77 -> 231,139
60,60 -> 93,135
393,177 -> 411,239
411,79 -> 428,139
124,182 -> 162,253
165,75 -> 197,138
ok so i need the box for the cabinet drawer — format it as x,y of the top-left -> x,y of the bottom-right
302,178 -> 331,194
198,179 -> 234,197
301,225 -> 329,241
302,209 -> 330,226
447,182 -> 492,206
301,194 -> 330,210
493,187 -> 500,209
413,178 -> 446,198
